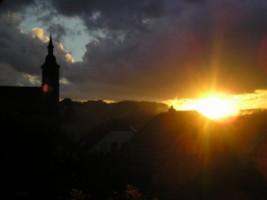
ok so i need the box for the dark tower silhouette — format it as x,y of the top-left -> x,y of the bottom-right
41,35 -> 60,112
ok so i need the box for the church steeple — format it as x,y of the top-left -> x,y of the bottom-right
41,34 -> 60,112
48,34 -> 54,55
43,34 -> 57,65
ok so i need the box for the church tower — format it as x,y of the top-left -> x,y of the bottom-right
41,35 -> 60,111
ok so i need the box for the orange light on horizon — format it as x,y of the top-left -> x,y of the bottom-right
192,96 -> 239,120
170,93 -> 239,121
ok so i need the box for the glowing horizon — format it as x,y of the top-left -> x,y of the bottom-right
168,90 -> 267,120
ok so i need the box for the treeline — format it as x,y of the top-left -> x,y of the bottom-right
59,98 -> 168,129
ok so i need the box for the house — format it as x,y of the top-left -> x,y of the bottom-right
80,120 -> 136,154
91,129 -> 135,153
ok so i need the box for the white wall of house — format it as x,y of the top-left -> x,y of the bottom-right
92,130 -> 135,153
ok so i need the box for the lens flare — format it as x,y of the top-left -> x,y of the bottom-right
43,84 -> 49,93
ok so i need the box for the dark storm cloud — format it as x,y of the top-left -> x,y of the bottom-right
42,0 -> 267,100
51,0 -> 163,31
183,0 -> 205,3
53,2 -> 193,98
242,8 -> 267,38
2,0 -> 267,101
0,20 -> 44,75
46,0 -> 211,99
1,0 -> 35,12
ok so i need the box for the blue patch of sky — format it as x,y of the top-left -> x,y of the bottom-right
19,1 -> 91,62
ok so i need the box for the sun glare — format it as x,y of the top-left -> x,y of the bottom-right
192,96 -> 239,120
171,94 -> 239,120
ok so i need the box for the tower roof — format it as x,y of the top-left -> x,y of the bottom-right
41,34 -> 60,69
48,34 -> 54,55
48,34 -> 54,47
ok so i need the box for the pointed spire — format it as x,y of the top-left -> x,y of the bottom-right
41,33 -> 59,70
48,34 -> 54,55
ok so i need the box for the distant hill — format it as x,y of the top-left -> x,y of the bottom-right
59,98 -> 168,129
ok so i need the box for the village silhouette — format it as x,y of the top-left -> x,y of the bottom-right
1,37 -> 267,200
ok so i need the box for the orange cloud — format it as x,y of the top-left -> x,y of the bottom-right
58,43 -> 75,63
31,27 -> 49,42
65,53 -> 75,63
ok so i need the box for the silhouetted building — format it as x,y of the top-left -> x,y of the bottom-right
41,35 -> 60,112
0,35 -> 60,114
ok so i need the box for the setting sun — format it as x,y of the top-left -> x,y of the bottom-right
192,96 -> 239,120
171,94 -> 240,120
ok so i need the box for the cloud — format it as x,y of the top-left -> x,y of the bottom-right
0,19 -> 45,75
233,90 -> 267,110
1,0 -> 35,12
31,27 -> 49,42
2,0 -> 267,102
35,1 -> 267,99
51,0 -> 164,31
0,12 -> 72,88
65,53 -> 75,63
0,63 -> 40,86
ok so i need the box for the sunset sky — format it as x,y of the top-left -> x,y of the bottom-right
1,0 -> 267,109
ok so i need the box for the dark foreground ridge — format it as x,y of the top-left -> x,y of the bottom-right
1,104 -> 267,199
